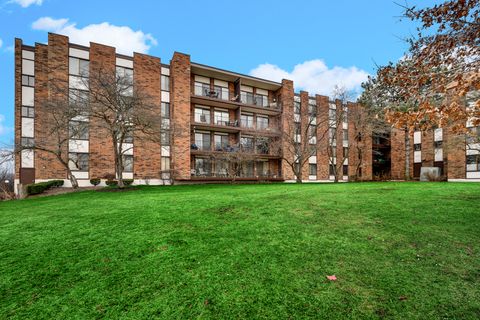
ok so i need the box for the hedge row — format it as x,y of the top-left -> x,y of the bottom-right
105,179 -> 133,187
26,180 -> 64,195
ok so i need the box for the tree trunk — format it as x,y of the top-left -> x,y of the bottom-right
67,170 -> 79,189
296,167 -> 303,183
405,130 -> 411,180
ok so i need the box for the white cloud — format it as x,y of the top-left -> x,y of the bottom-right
32,17 -> 157,55
10,0 -> 43,8
0,38 -> 3,48
249,59 -> 369,97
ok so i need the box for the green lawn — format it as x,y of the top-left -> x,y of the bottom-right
0,182 -> 479,319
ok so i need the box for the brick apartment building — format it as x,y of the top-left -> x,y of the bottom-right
14,33 -> 479,191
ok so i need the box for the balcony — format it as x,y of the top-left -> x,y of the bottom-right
190,142 -> 280,158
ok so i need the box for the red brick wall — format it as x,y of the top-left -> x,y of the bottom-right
14,39 -> 22,180
300,91 -> 310,180
171,52 -> 191,179
422,130 -> 434,167
89,42 -> 116,179
445,126 -> 466,179
35,34 -> 69,179
133,53 -> 162,179
390,128 -> 406,179
279,79 -> 295,180
316,95 -> 330,180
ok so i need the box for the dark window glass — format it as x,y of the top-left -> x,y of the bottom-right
309,164 -> 317,176
21,106 -> 34,118
414,143 -> 421,151
161,102 -> 170,118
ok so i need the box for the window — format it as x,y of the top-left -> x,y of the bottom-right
330,146 -> 337,158
69,153 -> 89,171
116,66 -> 133,96
329,164 -> 335,176
194,81 -> 210,96
194,157 -> 211,176
343,147 -> 349,158
215,160 -> 228,176
123,155 -> 133,172
434,141 -> 443,149
343,165 -> 348,175
414,143 -> 421,151
256,137 -> 269,154
240,136 -> 254,152
308,103 -> 316,115
241,114 -> 254,128
329,127 -> 337,144
242,161 -> 254,177
294,123 -> 301,135
343,129 -> 348,141
329,108 -> 336,121
195,132 -> 211,151
161,132 -> 170,145
21,137 -> 34,147
214,110 -> 229,125
161,157 -> 170,171
69,89 -> 89,105
69,57 -> 89,77
240,91 -> 254,105
256,116 -> 269,130
308,125 -> 317,139
194,107 -> 210,123
214,134 -> 229,151
309,164 -> 317,176
123,131 -> 134,144
467,127 -> 480,144
21,106 -> 34,118
254,94 -> 268,107
69,121 -> 89,140
161,75 -> 170,91
161,102 -> 170,118
466,154 -> 480,172
213,85 -> 229,100
257,161 -> 269,176
22,75 -> 35,87
294,101 -> 301,114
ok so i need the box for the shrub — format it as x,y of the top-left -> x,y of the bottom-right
90,178 -> 101,186
26,180 -> 64,195
105,180 -> 118,187
123,179 -> 134,186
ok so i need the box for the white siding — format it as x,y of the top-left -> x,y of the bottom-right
72,171 -> 89,179
309,156 -> 317,164
69,140 -> 89,153
123,172 -> 134,179
194,75 -> 210,84
414,131 -> 421,144
434,148 -> 443,162
69,48 -> 89,60
309,175 -> 317,180
116,58 -> 133,68
22,86 -> 34,106
22,50 -> 34,60
213,79 -> 228,87
21,118 -> 34,138
161,67 -> 170,76
161,91 -> 170,102
256,88 -> 268,96
240,85 -> 253,92
22,59 -> 35,75
467,145 -> 480,155
21,150 -> 34,168
434,128 -> 443,141
161,146 -> 170,157
122,143 -> 134,155
466,172 -> 480,179
414,150 -> 422,163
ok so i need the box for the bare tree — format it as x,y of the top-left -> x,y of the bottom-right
275,104 -> 320,183
80,66 -> 162,188
0,149 -> 15,199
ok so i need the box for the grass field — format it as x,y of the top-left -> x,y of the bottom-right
1,182 -> 479,319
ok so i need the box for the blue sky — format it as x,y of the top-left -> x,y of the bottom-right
0,0 -> 441,145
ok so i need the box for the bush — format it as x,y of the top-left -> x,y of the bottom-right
90,178 -> 101,186
26,180 -> 64,195
105,180 -> 118,187
123,179 -> 134,186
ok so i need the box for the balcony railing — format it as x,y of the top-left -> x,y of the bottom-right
239,92 -> 280,110
190,142 -> 278,156
190,170 -> 280,179
194,83 -> 229,100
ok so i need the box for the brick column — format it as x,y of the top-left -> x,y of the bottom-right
300,91 -> 309,180
35,33 -> 69,179
422,130 -> 434,167
316,95 -> 329,180
14,39 -> 22,181
445,126 -> 466,179
335,99 -> 344,181
133,53 -> 162,179
170,52 -> 191,180
391,128 -> 406,179
280,79 -> 294,180
89,42 -> 116,179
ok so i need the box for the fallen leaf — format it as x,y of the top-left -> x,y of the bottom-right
326,275 -> 337,281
